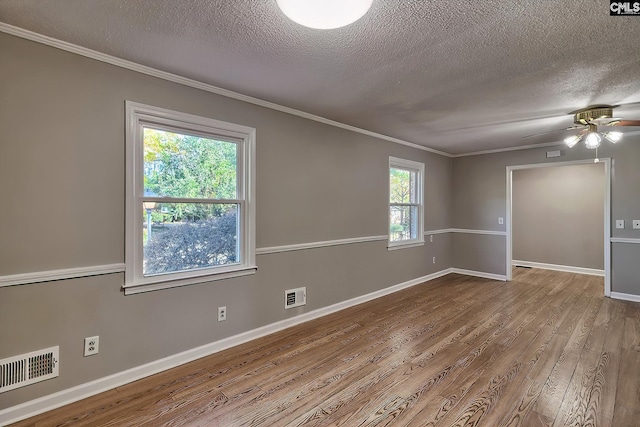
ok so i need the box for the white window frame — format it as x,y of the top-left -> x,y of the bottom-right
388,156 -> 425,250
124,101 -> 256,295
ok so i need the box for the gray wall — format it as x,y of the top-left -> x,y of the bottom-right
512,163 -> 605,269
452,138 -> 640,293
0,33 -> 452,409
3,28 -> 640,413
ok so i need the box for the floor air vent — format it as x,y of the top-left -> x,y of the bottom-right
0,346 -> 59,393
285,287 -> 306,309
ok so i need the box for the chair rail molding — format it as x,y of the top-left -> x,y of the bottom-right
0,264 -> 125,288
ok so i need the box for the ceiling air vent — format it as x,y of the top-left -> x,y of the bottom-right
285,287 -> 306,309
0,346 -> 59,393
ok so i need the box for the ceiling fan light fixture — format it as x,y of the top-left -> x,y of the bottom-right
604,131 -> 623,143
564,135 -> 581,148
276,0 -> 373,29
584,132 -> 601,149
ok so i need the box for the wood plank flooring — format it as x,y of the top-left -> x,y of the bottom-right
9,269 -> 640,426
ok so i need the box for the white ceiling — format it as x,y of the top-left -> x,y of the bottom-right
2,0 -> 640,155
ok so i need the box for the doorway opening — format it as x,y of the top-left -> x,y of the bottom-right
506,159 -> 611,296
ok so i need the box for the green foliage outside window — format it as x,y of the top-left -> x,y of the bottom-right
142,128 -> 240,275
144,128 -> 237,220
389,167 -> 416,241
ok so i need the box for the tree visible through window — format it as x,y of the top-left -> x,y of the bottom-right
125,102 -> 256,294
389,157 -> 424,248
142,128 -> 239,275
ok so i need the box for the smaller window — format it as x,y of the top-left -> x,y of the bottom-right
389,157 -> 424,249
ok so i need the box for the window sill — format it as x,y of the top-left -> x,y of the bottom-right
387,240 -> 425,251
123,265 -> 257,295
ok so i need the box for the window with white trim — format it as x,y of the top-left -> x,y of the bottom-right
389,157 -> 424,249
125,102 -> 255,294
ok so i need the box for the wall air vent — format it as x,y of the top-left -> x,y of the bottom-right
0,346 -> 59,393
285,287 -> 306,309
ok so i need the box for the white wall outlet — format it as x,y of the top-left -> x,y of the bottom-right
633,220 -> 640,230
432,256 -> 436,264
616,220 -> 625,229
429,235 -> 433,242
498,217 -> 504,225
84,336 -> 99,357
217,306 -> 227,322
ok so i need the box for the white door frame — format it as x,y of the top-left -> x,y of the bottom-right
505,158 -> 611,296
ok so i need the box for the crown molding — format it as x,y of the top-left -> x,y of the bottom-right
0,23 -> 452,158
451,141 -> 565,157
451,130 -> 640,157
6,23 -> 633,160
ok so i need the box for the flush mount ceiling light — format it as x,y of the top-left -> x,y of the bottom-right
276,0 -> 374,29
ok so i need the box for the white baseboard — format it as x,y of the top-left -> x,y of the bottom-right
450,268 -> 507,281
0,268 -> 453,426
610,292 -> 640,303
512,260 -> 604,277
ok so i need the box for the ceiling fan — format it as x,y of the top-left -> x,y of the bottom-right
525,105 -> 640,149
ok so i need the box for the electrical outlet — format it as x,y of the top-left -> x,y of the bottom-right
217,306 -> 227,322
498,217 -> 504,225
84,336 -> 99,357
616,220 -> 625,229
432,256 -> 436,264
429,235 -> 433,242
633,220 -> 640,230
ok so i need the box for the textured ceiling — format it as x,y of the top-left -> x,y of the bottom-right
2,0 -> 640,155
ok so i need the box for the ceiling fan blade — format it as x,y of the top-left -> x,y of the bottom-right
521,125 -> 584,139
609,120 -> 640,127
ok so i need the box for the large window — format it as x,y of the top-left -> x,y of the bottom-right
125,102 -> 255,294
389,157 -> 424,249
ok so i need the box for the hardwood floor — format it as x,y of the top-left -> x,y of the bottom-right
9,269 -> 640,426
